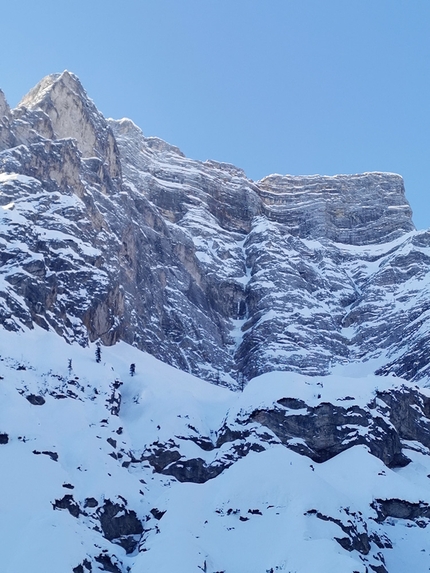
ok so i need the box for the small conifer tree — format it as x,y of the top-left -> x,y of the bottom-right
95,344 -> 101,363
130,363 -> 136,376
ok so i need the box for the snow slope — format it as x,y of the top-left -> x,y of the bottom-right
1,327 -> 430,572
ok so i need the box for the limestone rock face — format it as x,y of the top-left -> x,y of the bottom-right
258,172 -> 414,244
0,89 -> 16,151
19,71 -> 121,181
0,89 -> 10,119
0,72 -> 429,387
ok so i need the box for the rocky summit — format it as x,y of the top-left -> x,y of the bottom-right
1,72 -> 430,573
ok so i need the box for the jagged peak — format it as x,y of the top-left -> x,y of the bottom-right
18,71 -> 79,110
17,71 -> 121,180
18,70 -> 84,110
109,117 -> 186,157
109,117 -> 142,135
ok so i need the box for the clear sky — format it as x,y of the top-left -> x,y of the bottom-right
1,0 -> 430,229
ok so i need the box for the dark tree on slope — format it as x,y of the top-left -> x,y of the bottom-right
130,363 -> 136,376
95,344 -> 101,363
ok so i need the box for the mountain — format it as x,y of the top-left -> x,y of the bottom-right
1,71 -> 430,572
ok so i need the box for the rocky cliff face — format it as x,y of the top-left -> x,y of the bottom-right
0,70 -> 428,388
1,72 -> 430,573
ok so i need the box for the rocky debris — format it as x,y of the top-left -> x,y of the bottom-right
137,439 -> 182,473
160,457 -> 226,484
107,437 -> 117,449
0,432 -> 8,444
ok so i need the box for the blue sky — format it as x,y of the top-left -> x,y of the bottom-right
1,0 -> 430,229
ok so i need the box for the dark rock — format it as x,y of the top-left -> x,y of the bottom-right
216,426 -> 250,448
307,509 -> 371,555
143,441 -> 181,472
106,382 -> 121,416
250,401 -> 409,468
26,394 -> 45,405
277,397 -> 308,410
372,498 -> 430,523
97,499 -> 143,553
0,433 -> 8,444
150,508 -> 166,520
94,553 -> 123,573
376,386 -> 430,448
369,565 -> 389,573
33,450 -> 58,462
84,497 -> 98,508
180,435 -> 215,451
73,560 -> 93,573
53,494 -> 81,518
62,482 -> 74,489
161,457 -> 225,484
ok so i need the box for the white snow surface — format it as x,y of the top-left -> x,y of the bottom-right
0,327 -> 430,572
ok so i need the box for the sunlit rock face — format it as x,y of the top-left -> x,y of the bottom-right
19,71 -> 122,180
0,71 -> 428,387
258,171 -> 414,245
